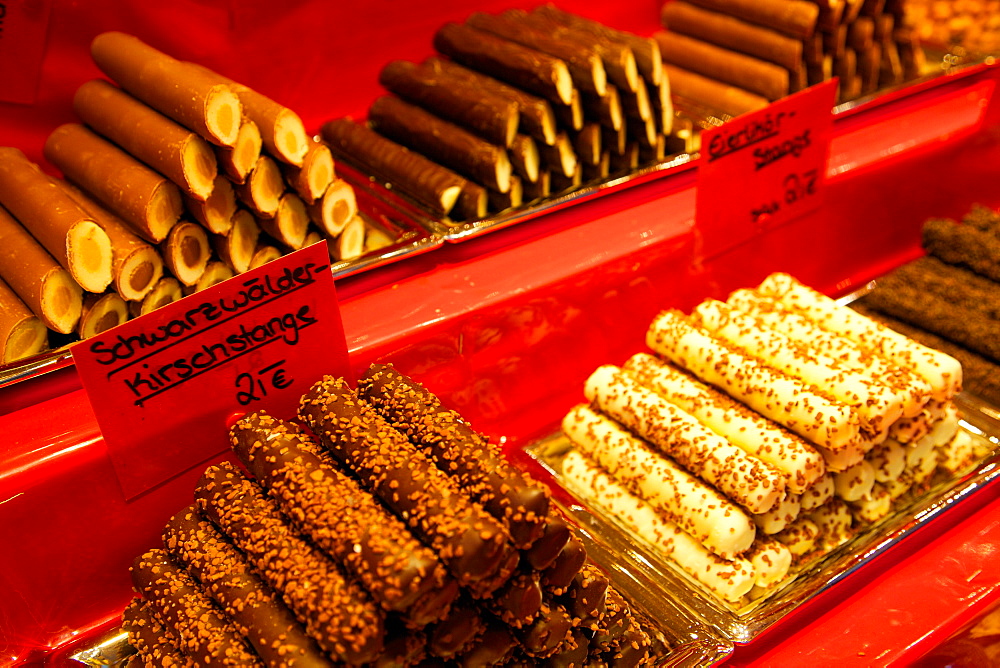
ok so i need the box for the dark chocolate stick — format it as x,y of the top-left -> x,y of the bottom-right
525,516 -> 572,571
516,601 -> 574,658
924,217 -> 1000,283
542,533 -> 587,593
681,0 -> 820,39
428,599 -> 487,659
121,597 -> 191,667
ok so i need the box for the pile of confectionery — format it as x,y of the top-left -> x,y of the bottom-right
657,0 -> 925,118
902,0 -> 1000,55
0,32 -> 380,366
122,364 -> 662,667
854,204 -> 1000,408
323,5 -> 677,223
558,272 -> 991,604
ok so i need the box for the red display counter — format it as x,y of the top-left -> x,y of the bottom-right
2,2 -> 1000,665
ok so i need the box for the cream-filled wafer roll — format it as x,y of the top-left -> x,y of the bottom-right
728,288 -> 931,418
160,221 -> 209,287
868,438 -> 906,483
73,79 -> 217,202
259,192 -> 308,251
91,32 -> 241,147
586,365 -> 785,514
774,516 -> 819,557
938,431 -> 992,476
331,215 -> 366,262
849,482 -> 893,524
307,178 -> 357,238
744,536 -> 792,588
833,460 -> 875,502
561,449 -> 755,602
647,310 -> 861,451
693,299 -> 905,431
0,279 -> 47,364
248,243 -> 281,270
0,204 -> 82,334
235,155 -> 283,219
756,273 -> 962,401
0,148 -> 113,293
57,179 -> 164,302
807,498 -> 854,550
187,261 -> 233,293
753,492 -> 800,535
216,119 -> 261,184
131,276 -> 182,317
624,352 -> 825,493
281,140 -> 335,205
78,292 -> 128,338
213,209 -> 259,274
45,123 -> 182,245
798,473 -> 834,511
562,404 -> 755,559
184,175 -> 235,235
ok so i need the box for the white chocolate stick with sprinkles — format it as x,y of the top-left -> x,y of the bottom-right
743,536 -> 792,589
752,493 -> 800,535
798,473 -> 834,511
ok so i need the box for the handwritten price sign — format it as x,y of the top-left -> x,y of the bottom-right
73,243 -> 349,499
696,79 -> 837,259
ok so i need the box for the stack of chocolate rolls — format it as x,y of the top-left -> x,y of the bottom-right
559,272 -> 978,605
657,0 -> 926,118
123,365 -> 661,666
322,5 -> 678,223
902,0 -> 1000,55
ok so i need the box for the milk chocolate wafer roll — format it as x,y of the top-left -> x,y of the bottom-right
131,549 -> 262,666
230,412 -> 458,626
160,221 -> 209,287
248,243 -> 282,270
330,215 -> 366,261
132,276 -> 182,316
322,118 -> 464,217
563,404 -> 755,559
369,95 -> 513,194
298,376 -> 516,589
665,64 -> 769,118
586,365 -> 786,514
258,193 -> 309,250
121,597 -> 190,667
78,292 -> 128,338
213,209 -> 259,274
188,261 -> 233,293
90,32 -> 241,147
217,119 -> 262,184
195,462 -> 384,665
0,147 -> 114,293
359,363 -> 550,550
757,272 -> 962,401
683,0 -> 820,39
235,155 -> 284,219
162,505 -> 331,667
281,141 -> 335,205
0,279 -> 47,364
467,11 -> 607,96
73,79 -> 217,202
648,310 -> 862,451
434,22 -> 574,107
308,179 -> 357,238
45,123 -> 183,245
185,175 -> 236,235
655,32 -> 789,101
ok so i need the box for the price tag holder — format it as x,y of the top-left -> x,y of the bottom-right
695,79 -> 838,259
73,243 -> 349,499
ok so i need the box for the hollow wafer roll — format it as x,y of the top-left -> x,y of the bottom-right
434,22 -> 574,107
235,155 -> 283,219
90,32 -> 241,147
121,597 -> 190,667
188,261 -> 233,293
752,492 -> 800,535
161,505 -> 330,667
0,203 -> 83,333
185,175 -> 236,235
693,299 -> 905,431
78,292 -> 128,338
624,352 -> 825,494
248,243 -> 281,270
561,449 -> 755,601
298,376 -> 516,589
0,279 -> 47,364
195,463 -> 384,665
358,363 -> 549,550
281,141 -> 335,205
0,147 -> 113,293
160,221 -> 209,287
682,0 -> 819,39
586,365 -> 785,514
45,123 -> 183,245
647,309 -> 862,451
757,273 -> 962,401
563,404 -> 755,559
307,179 -> 357,239
73,79 -> 217,202
132,276 -> 182,316
745,536 -> 792,588
131,549 -> 262,666
330,215 -> 366,261
217,119 -> 262,184
230,412 -> 458,626
664,64 -> 769,118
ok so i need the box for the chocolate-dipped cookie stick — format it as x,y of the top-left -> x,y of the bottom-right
121,597 -> 191,667
162,505 -> 332,668
78,292 -> 128,338
434,22 -> 574,107
131,549 -> 263,666
0,279 -> 47,364
217,119 -> 262,185
230,412 -> 459,626
298,376 -> 517,589
45,123 -> 183,245
368,95 -> 513,194
666,64 -> 769,117
235,155 -> 284,219
195,462 -> 385,665
73,79 -> 217,202
185,175 -> 236,235
322,118 -> 465,217
683,0 -> 820,39
259,193 -> 309,251
0,148 -> 113,294
308,179 -> 357,238
160,221 -> 210,287
281,141 -> 335,205
90,32 -> 241,147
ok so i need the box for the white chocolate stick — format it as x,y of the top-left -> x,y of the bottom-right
561,449 -> 755,602
727,288 -> 931,418
752,493 -> 800,535
938,431 -> 992,476
889,413 -> 931,445
744,536 -> 792,588
814,440 -> 866,473
693,299 -> 905,431
585,365 -> 785,514
867,438 -> 906,483
562,404 -> 755,559
807,498 -> 854,551
832,460 -> 875,503
624,352 -> 825,494
774,516 -> 819,557
849,482 -> 892,524
646,310 -> 861,452
798,473 -> 834,511
756,273 -> 962,401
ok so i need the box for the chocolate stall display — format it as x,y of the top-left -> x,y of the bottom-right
528,271 -> 997,640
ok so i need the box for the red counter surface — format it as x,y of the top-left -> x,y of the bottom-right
3,2 -> 1000,665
